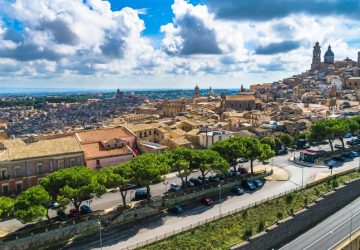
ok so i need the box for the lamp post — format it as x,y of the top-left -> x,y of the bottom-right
301,166 -> 304,189
98,221 -> 103,250
218,182 -> 222,216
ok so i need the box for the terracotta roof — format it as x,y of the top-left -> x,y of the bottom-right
0,137 -> 83,161
125,123 -> 161,132
170,137 -> 192,146
76,127 -> 134,144
225,94 -> 255,101
81,143 -> 133,160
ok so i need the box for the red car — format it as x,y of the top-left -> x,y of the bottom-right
200,197 -> 214,206
69,209 -> 81,217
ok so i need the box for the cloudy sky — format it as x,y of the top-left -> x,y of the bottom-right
0,0 -> 360,90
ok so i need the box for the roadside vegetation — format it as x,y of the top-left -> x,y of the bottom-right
141,170 -> 360,250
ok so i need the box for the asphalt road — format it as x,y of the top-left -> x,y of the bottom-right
280,197 -> 360,250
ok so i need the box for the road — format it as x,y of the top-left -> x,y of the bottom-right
281,197 -> 360,250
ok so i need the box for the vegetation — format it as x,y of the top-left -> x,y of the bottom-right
14,186 -> 50,223
0,196 -> 14,217
165,147 -> 193,187
141,171 -> 360,250
192,150 -> 230,179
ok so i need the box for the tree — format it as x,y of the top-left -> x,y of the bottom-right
97,164 -> 133,208
14,186 -> 50,223
0,196 -> 14,218
211,138 -> 245,171
165,147 -> 193,187
41,167 -> 106,211
260,137 -> 276,150
240,137 -> 275,175
192,150 -> 230,179
130,153 -> 170,198
280,134 -> 293,147
309,119 -> 348,152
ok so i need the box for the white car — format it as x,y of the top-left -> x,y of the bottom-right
170,183 -> 181,191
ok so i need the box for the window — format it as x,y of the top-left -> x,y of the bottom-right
96,160 -> 101,168
14,167 -> 21,178
2,184 -> 9,195
149,131 -> 152,135
144,132 -> 147,137
139,132 -> 142,138
1,169 -> 7,180
58,160 -> 64,169
16,182 -> 22,194
70,159 -> 76,167
37,164 -> 44,175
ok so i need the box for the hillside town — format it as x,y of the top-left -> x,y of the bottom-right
1,43 -> 360,196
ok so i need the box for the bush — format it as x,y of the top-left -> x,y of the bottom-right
243,226 -> 253,238
315,188 -> 321,196
304,196 -> 308,205
258,220 -> 265,231
277,211 -> 283,220
242,209 -> 248,219
285,194 -> 294,204
332,179 -> 339,188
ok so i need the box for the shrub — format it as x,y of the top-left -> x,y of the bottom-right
277,211 -> 283,220
285,194 -> 294,204
304,196 -> 308,205
242,209 -> 248,219
332,179 -> 339,188
315,188 -> 321,196
258,220 -> 265,231
243,226 -> 253,238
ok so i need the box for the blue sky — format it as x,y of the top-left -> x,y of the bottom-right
0,0 -> 359,89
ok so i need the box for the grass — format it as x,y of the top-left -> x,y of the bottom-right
140,170 -> 360,250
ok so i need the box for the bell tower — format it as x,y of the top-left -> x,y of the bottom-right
311,42 -> 321,70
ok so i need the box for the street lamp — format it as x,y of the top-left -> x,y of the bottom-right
98,221 -> 103,250
301,166 -> 304,189
218,182 -> 222,216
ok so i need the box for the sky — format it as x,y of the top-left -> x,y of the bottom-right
0,0 -> 360,90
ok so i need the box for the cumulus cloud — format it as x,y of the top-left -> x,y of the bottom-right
255,40 -> 302,55
208,0 -> 360,21
161,0 -> 222,55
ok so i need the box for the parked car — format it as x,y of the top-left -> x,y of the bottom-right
80,204 -> 92,214
341,152 -> 354,159
47,200 -> 61,210
200,197 -> 214,206
277,149 -> 288,155
350,151 -> 359,157
242,180 -> 256,191
135,188 -> 151,200
215,173 -> 226,180
334,144 -> 343,149
231,187 -> 245,195
182,180 -> 195,188
325,159 -> 338,167
332,156 -> 345,162
208,175 -> 220,182
168,205 -> 184,214
239,167 -> 249,175
253,179 -> 264,188
189,178 -> 203,186
237,158 -> 249,163
170,182 -> 181,191
344,133 -> 352,138
69,209 -> 81,218
227,170 -> 240,177
56,210 -> 67,221
198,176 -> 209,183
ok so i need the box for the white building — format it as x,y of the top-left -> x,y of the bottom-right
198,130 -> 232,148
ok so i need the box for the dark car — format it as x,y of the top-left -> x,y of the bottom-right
200,197 -> 214,206
237,158 -> 249,163
168,205 -> 184,214
189,178 -> 203,186
277,149 -> 288,156
198,176 -> 209,183
208,175 -> 220,182
182,180 -> 195,188
344,133 -> 352,138
334,144 -> 343,149
231,187 -> 245,195
135,188 -> 151,200
227,170 -> 240,177
332,156 -> 345,162
341,152 -> 354,159
69,209 -> 81,218
253,179 -> 264,188
80,204 -> 92,214
242,180 -> 256,191
56,210 -> 67,221
215,173 -> 226,180
239,167 -> 249,175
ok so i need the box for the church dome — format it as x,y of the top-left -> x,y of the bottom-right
325,45 -> 334,57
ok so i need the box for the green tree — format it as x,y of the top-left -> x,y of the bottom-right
260,137 -> 276,150
192,150 -> 230,179
41,167 -> 106,211
130,153 -> 170,198
97,164 -> 133,208
211,138 -> 245,171
280,134 -> 293,147
240,137 -> 275,175
0,196 -> 14,218
165,147 -> 194,187
14,186 -> 50,223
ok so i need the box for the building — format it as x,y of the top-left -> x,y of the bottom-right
0,136 -> 84,196
75,126 -> 136,169
324,45 -> 335,64
220,90 -> 257,113
0,122 -> 8,139
311,41 -> 321,70
161,99 -> 186,117
193,85 -> 200,99
345,77 -> 360,90
198,130 -> 232,148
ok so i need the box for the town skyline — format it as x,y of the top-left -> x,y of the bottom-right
1,0 -> 360,89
